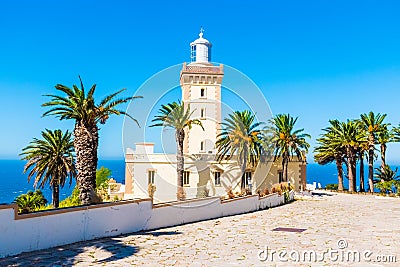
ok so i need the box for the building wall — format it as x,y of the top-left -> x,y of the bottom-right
125,147 -> 306,202
0,192 -> 293,258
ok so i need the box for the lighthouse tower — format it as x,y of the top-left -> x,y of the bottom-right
180,29 -> 224,154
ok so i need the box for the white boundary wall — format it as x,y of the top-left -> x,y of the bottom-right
0,191 -> 293,258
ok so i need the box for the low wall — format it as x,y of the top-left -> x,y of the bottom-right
0,191 -> 293,258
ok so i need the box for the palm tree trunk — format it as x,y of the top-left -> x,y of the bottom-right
52,183 -> 60,208
347,147 -> 355,192
381,143 -> 386,172
359,153 -> 365,192
240,150 -> 248,189
74,122 -> 98,205
335,157 -> 344,191
379,143 -> 387,183
368,143 -> 374,193
282,152 -> 288,183
176,130 -> 185,199
353,157 -> 357,192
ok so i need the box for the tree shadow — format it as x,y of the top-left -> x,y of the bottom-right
0,230 -> 182,266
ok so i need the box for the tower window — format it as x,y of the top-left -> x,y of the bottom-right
200,141 -> 205,152
190,45 -> 196,62
214,171 -> 221,186
200,108 -> 205,119
200,88 -> 206,98
183,171 -> 190,186
148,170 -> 155,185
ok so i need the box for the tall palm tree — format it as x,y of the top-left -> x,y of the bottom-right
150,101 -> 203,199
330,120 -> 364,192
360,112 -> 387,192
42,77 -> 142,204
268,114 -> 310,184
20,129 -> 75,208
314,120 -> 346,191
377,124 -> 394,172
216,110 -> 263,189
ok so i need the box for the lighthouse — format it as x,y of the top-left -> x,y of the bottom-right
180,29 -> 224,155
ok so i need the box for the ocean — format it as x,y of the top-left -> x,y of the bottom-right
0,160 -> 394,204
0,159 -> 125,204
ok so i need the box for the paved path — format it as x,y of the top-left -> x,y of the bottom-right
1,193 -> 399,266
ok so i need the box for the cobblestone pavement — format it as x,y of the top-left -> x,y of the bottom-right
1,193 -> 399,266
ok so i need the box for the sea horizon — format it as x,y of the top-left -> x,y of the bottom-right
1,158 -> 397,205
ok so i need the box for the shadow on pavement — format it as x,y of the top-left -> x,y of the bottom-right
0,230 -> 183,266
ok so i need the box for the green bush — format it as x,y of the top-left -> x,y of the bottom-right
14,190 -> 48,214
59,186 -> 81,208
96,166 -> 112,201
325,184 -> 338,190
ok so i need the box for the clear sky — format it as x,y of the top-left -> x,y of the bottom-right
1,0 -> 400,162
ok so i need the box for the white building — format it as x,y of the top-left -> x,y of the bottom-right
124,30 -> 306,202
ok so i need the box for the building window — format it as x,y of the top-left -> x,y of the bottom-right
200,141 -> 205,152
183,171 -> 190,186
278,170 -> 283,183
200,108 -> 205,119
191,45 -> 196,62
214,171 -> 221,186
200,88 -> 206,98
148,170 -> 155,185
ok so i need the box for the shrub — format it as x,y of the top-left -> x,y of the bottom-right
263,187 -> 270,196
96,167 -> 112,201
59,186 -> 81,208
226,187 -> 235,199
14,190 -> 48,214
325,184 -> 338,190
177,187 -> 186,201
256,189 -> 263,197
148,183 -> 157,199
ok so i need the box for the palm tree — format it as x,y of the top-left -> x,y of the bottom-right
377,124 -> 394,172
374,164 -> 400,194
314,120 -> 346,191
150,101 -> 203,199
268,114 -> 310,184
331,120 -> 365,192
360,112 -> 387,192
20,129 -> 75,208
375,164 -> 400,182
42,77 -> 142,205
216,110 -> 263,190
13,190 -> 48,214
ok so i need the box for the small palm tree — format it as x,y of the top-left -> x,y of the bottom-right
374,165 -> 400,194
268,114 -> 310,184
20,129 -> 76,208
314,120 -> 346,191
150,101 -> 203,200
360,112 -> 387,192
13,190 -> 48,214
375,164 -> 400,182
42,77 -> 142,204
216,110 -> 263,189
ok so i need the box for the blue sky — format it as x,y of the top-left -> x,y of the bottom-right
1,0 -> 400,162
